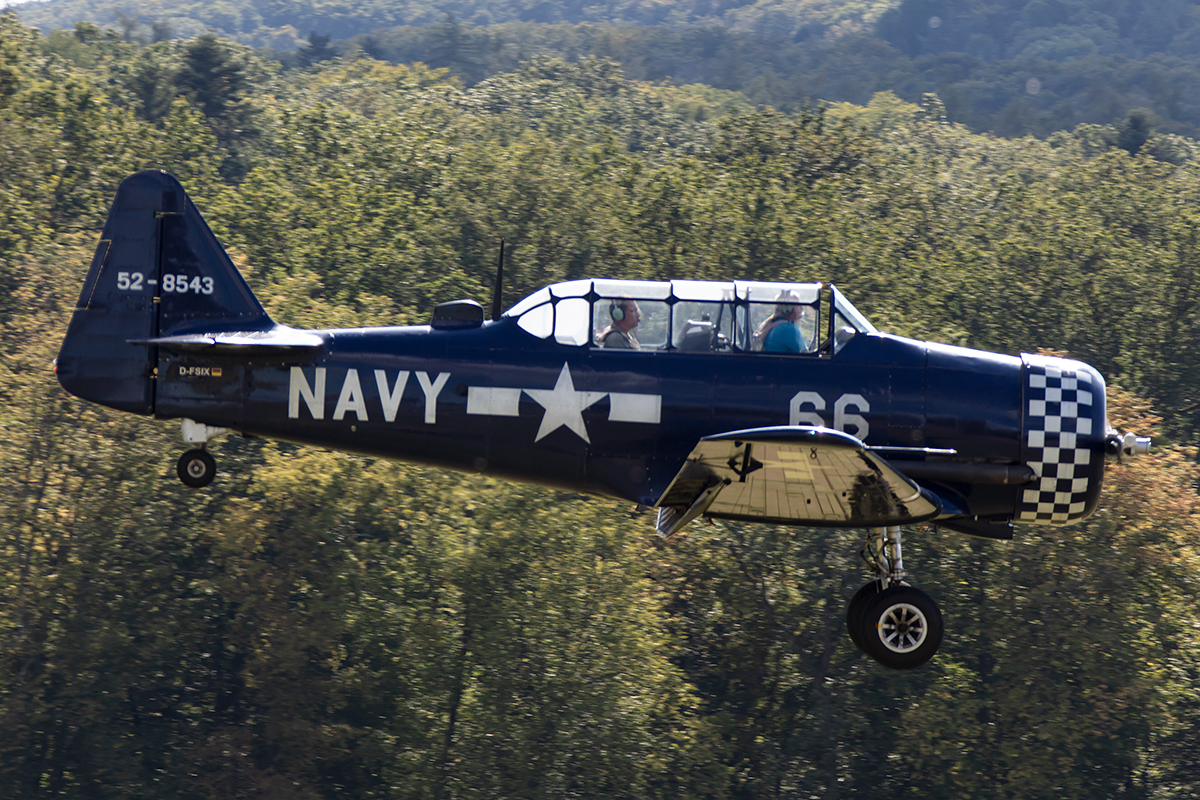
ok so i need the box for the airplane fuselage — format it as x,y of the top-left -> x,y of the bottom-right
152,318 -> 1103,531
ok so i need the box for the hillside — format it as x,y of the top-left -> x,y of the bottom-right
8,0 -> 903,47
12,0 -> 1200,137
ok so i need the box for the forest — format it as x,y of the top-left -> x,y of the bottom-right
3,10 -> 1200,799
15,0 -> 1200,139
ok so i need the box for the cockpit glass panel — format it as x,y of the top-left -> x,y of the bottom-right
735,282 -> 821,304
506,287 -> 551,318
592,297 -> 669,350
832,312 -> 857,353
554,297 -> 590,346
671,280 -> 734,302
516,302 -> 553,339
551,279 -> 592,299
831,286 -> 877,333
672,301 -> 734,352
737,302 -> 819,353
592,279 -> 671,300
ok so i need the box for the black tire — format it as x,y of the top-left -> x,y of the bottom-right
177,449 -> 216,488
859,585 -> 943,670
846,580 -> 885,653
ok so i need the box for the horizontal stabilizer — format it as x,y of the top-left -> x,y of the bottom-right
130,326 -> 324,358
655,425 -> 941,535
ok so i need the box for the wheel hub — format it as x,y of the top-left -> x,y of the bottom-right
877,603 -> 928,653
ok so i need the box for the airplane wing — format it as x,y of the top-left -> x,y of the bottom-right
654,426 -> 941,538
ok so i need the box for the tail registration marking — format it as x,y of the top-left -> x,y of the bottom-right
162,274 -> 214,294
117,271 -> 144,291
117,272 -> 213,294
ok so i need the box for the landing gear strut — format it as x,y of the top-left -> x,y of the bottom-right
176,419 -> 227,488
846,526 -> 943,670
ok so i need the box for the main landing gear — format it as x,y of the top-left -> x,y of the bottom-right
176,419 -> 227,489
847,526 -> 944,670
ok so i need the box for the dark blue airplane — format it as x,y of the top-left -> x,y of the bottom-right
56,171 -> 1150,670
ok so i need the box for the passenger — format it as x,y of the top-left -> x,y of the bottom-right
596,298 -> 641,349
755,290 -> 806,353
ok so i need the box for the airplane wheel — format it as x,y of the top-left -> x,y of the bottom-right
177,449 -> 216,488
859,585 -> 943,670
846,580 -> 884,653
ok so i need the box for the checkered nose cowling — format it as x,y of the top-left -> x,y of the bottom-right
1016,354 -> 1108,525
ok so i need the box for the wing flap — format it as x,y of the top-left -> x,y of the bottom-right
655,426 -> 940,537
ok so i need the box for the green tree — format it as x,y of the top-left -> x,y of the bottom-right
297,30 -> 336,67
174,33 -> 260,176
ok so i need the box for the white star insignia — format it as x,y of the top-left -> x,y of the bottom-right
524,363 -> 606,443
465,363 -> 660,442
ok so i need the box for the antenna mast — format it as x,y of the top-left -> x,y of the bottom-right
491,239 -> 505,320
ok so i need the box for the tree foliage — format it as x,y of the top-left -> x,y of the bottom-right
18,0 -> 1200,139
3,17 -> 1200,799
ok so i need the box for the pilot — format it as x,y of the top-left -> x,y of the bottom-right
755,290 -> 806,353
596,298 -> 641,349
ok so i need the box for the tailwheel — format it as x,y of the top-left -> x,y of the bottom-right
858,585 -> 943,670
177,449 -> 216,488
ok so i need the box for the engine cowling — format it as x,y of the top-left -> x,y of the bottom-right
1016,354 -> 1109,525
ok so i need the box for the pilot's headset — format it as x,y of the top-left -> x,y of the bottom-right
609,300 -> 626,322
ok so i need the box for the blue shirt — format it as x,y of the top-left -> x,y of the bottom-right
763,321 -> 805,353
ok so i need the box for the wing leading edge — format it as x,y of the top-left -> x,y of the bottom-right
654,426 -> 941,538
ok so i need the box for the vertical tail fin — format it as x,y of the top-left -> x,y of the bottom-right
56,170 -> 272,414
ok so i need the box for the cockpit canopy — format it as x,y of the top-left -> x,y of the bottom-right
504,279 -> 876,353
